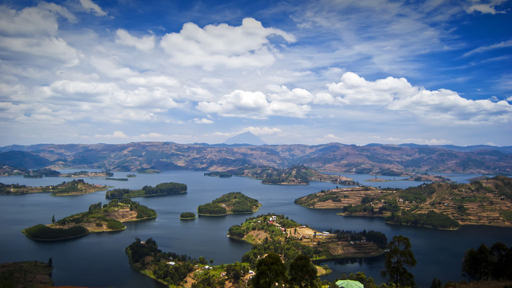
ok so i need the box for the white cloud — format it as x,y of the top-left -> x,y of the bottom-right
47,80 -> 118,95
266,85 -> 313,104
94,131 -> 128,138
327,72 -> 512,124
241,126 -> 282,135
90,57 -> 138,78
201,78 -> 224,85
0,36 -> 81,67
465,0 -> 508,14
79,0 -> 108,17
316,134 -> 452,145
160,18 -> 296,70
463,39 -> 512,57
184,86 -> 214,101
115,29 -> 155,52
196,90 -> 310,119
126,76 -> 180,87
194,118 -> 214,124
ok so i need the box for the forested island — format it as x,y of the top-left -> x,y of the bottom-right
204,171 -> 233,178
180,212 -> 197,219
0,179 -> 107,196
227,213 -> 387,262
106,182 -> 187,199
295,176 -> 512,229
22,199 -> 157,241
197,192 -> 261,216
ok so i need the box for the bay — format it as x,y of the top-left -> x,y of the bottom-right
0,170 -> 509,287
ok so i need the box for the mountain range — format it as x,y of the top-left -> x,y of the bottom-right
0,142 -> 511,175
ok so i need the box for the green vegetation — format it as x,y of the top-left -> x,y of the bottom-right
180,212 -> 197,219
236,165 -> 311,185
381,235 -> 417,288
22,224 -> 88,240
137,169 -> 161,174
22,199 -> 156,241
204,171 -> 233,178
106,181 -> 187,199
0,261 -> 54,287
461,242 -> 512,281
127,174 -> 136,177
198,192 -> 261,216
23,168 -> 61,178
0,179 -> 107,196
105,177 -> 128,181
386,210 -> 460,229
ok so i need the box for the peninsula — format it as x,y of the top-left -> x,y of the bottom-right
294,176 -> 512,229
197,192 -> 261,216
106,181 -> 187,199
228,213 -> 387,262
0,260 -> 54,287
0,179 -> 107,196
22,199 -> 157,241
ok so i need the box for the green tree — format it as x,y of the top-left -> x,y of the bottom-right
289,254 -> 318,288
48,257 -> 52,267
210,258 -> 214,265
252,253 -> 288,288
381,235 -> 416,288
51,215 -> 55,223
198,256 -> 207,265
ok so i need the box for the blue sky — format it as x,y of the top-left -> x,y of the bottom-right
0,0 -> 511,146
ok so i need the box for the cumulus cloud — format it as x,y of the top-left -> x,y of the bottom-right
463,39 -> 512,57
266,85 -> 313,104
194,118 -> 214,124
94,131 -> 128,138
241,126 -> 282,135
115,29 -> 155,52
46,80 -> 118,95
79,0 -> 108,17
327,72 -> 512,124
160,18 -> 296,70
126,76 -> 180,87
316,134 -> 452,145
197,90 -> 310,118
465,0 -> 508,14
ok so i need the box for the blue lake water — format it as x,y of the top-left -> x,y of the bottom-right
0,171 -> 510,288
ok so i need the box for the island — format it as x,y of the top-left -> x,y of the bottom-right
228,214 -> 387,263
180,212 -> 197,220
197,192 -> 261,216
0,179 -> 108,196
105,177 -> 129,181
105,181 -> 187,199
126,174 -> 137,178
22,199 -> 157,241
137,169 -> 161,174
294,175 -> 512,229
204,165 -> 354,185
0,260 -> 54,287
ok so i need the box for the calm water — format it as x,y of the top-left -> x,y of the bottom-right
0,171 -> 510,288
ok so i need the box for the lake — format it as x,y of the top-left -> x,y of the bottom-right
0,170 -> 509,287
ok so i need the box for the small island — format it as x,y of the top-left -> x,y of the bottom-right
294,176 -> 512,230
105,177 -> 129,181
126,174 -> 137,178
0,260 -> 54,287
106,182 -> 187,199
180,212 -> 197,220
22,199 -> 157,241
204,171 -> 233,178
228,213 -> 387,262
0,179 -> 108,196
137,169 -> 161,174
197,192 -> 261,216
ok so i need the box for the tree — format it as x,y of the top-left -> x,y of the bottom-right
381,235 -> 416,288
289,254 -> 317,288
252,253 -> 287,288
198,256 -> 207,265
51,215 -> 55,223
48,257 -> 52,267
210,258 -> 214,265
430,277 -> 441,288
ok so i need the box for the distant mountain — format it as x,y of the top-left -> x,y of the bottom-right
0,151 -> 53,169
0,144 -> 52,152
224,132 -> 266,145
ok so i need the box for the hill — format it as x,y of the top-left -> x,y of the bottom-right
1,142 -> 511,175
106,182 -> 187,199
197,192 -> 261,216
294,176 -> 512,229
224,132 -> 266,145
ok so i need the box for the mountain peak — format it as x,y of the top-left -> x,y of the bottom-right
224,132 -> 266,145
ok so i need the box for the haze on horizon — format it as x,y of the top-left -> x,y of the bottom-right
0,0 -> 511,147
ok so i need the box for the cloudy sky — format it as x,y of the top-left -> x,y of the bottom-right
0,0 -> 511,146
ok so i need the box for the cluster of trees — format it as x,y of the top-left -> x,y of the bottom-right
0,183 -> 27,194
328,229 -> 387,249
212,192 -> 260,213
294,190 -> 344,208
241,238 -> 316,266
23,224 -> 88,240
462,242 -> 512,281
106,182 -> 187,199
23,168 -> 61,178
204,171 -> 233,178
180,212 -> 196,219
385,210 -> 460,229
198,202 -> 227,215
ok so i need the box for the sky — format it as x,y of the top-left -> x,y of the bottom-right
0,0 -> 511,147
